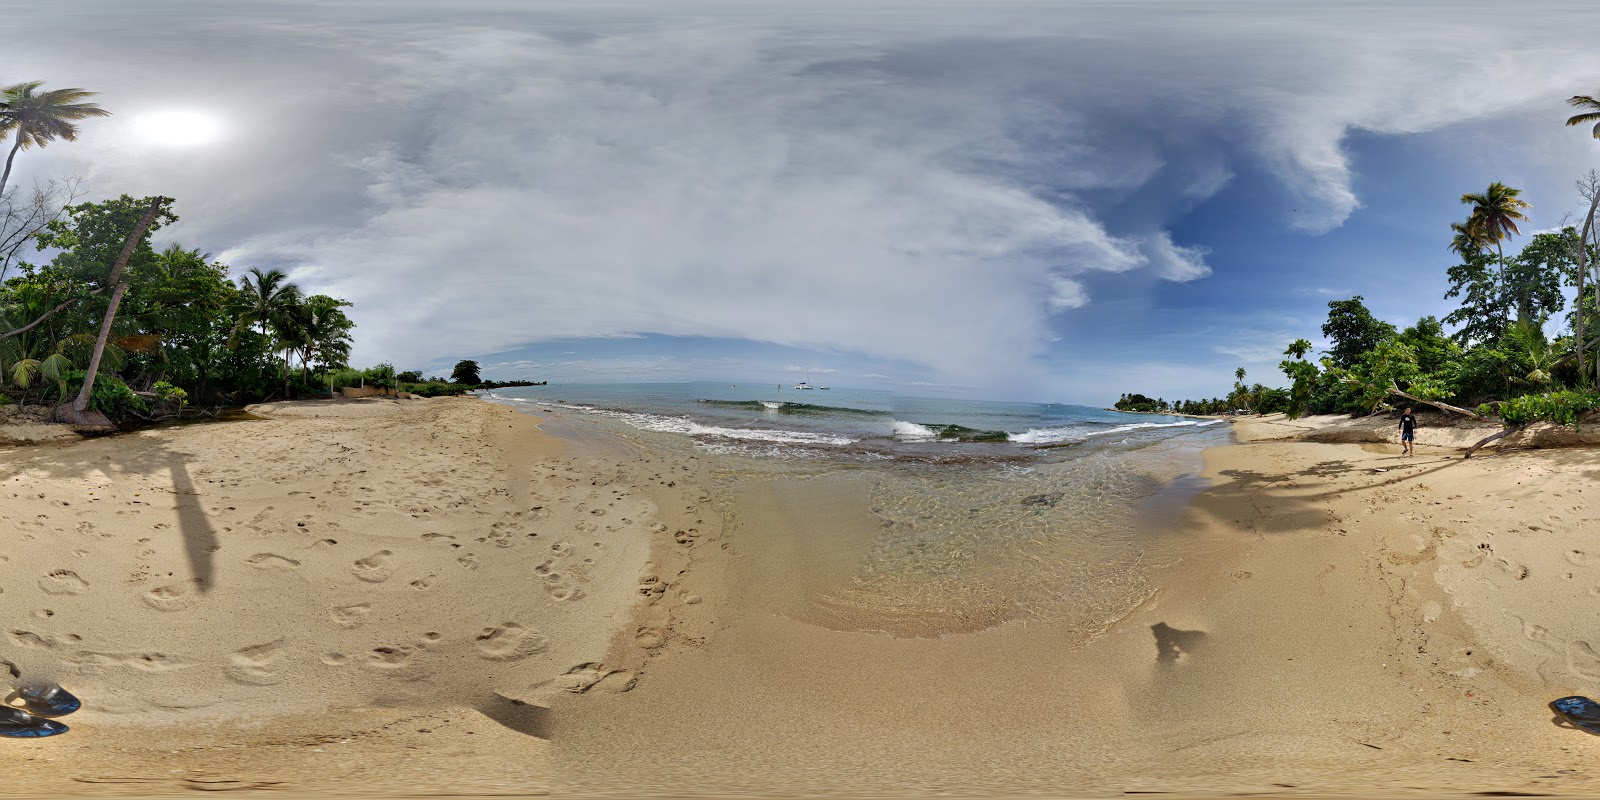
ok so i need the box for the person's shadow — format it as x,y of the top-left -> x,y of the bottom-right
1151,622 -> 1207,664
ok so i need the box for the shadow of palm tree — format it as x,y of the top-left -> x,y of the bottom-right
0,433 -> 221,592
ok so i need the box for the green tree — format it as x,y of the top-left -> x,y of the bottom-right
0,82 -> 110,196
29,195 -> 172,421
451,359 -> 482,384
1321,296 -> 1397,369
1505,230 -> 1572,326
1397,315 -> 1460,375
1284,338 -> 1312,360
1444,243 -> 1506,346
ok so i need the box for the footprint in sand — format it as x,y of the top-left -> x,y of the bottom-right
410,574 -> 436,591
38,570 -> 88,595
66,651 -> 196,674
457,553 -> 479,570
143,581 -> 200,612
474,623 -> 549,661
227,640 -> 287,686
9,630 -> 81,649
245,553 -> 301,570
1566,640 -> 1600,682
330,603 -> 371,629
351,550 -> 395,583
363,645 -> 429,681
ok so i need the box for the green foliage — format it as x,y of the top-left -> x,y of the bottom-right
451,359 -> 482,385
1482,390 -> 1600,428
151,380 -> 187,406
62,369 -> 145,420
1321,296 -> 1398,369
401,381 -> 471,398
396,370 -> 422,383
1114,392 -> 1162,413
1279,357 -> 1319,419
0,193 -> 359,413
363,363 -> 396,389
33,195 -> 177,287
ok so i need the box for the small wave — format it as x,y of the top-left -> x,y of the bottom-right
892,421 -> 938,439
547,403 -> 857,446
1010,418 -> 1222,444
697,399 -> 887,417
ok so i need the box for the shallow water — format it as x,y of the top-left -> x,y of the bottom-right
489,385 -> 1232,638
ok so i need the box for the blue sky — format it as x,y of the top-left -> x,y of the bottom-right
10,1 -> 1600,404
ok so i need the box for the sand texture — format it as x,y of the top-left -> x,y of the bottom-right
1,397 -> 661,796
7,400 -> 1600,798
553,415 -> 1600,797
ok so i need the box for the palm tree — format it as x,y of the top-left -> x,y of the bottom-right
294,295 -> 353,380
1460,182 -> 1531,313
1284,339 -> 1312,359
1447,221 -> 1484,259
1566,92 -> 1600,139
1234,367 -> 1246,383
0,82 -> 110,196
231,267 -> 301,380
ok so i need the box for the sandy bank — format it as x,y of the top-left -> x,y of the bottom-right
2,396 -> 661,796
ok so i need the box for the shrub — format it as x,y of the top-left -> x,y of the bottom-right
1481,390 -> 1600,428
64,371 -> 147,421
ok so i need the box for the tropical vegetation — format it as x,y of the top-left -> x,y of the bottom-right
1119,92 -> 1600,435
0,82 -> 357,424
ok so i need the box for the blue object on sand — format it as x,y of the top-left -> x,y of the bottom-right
1553,696 -> 1600,733
19,683 -> 80,717
0,707 -> 68,738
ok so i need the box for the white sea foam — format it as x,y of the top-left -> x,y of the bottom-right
547,403 -> 857,446
891,421 -> 938,439
761,401 -> 782,410
1010,418 -> 1221,444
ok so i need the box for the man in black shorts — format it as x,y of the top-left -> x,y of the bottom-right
1398,406 -> 1416,457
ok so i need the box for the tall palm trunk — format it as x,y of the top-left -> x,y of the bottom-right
0,134 -> 24,197
1498,241 -> 1513,330
67,196 -> 166,421
1579,190 -> 1600,389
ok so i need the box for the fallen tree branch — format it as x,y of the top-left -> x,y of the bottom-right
1387,383 -> 1487,421
0,286 -> 105,341
1465,425 -> 1522,459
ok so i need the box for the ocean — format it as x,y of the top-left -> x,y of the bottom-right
483,381 -> 1224,459
484,381 -> 1233,638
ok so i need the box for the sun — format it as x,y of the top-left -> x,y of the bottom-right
131,110 -> 225,148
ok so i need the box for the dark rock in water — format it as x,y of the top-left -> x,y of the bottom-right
1020,492 -> 1063,507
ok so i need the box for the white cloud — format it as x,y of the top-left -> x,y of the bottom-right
1143,232 -> 1212,282
8,2 -> 1600,391
1047,277 -> 1089,311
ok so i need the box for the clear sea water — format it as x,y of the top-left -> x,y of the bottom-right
483,381 -> 1224,461
485,382 -> 1233,638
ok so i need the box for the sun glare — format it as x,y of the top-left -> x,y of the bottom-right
131,110 -> 225,147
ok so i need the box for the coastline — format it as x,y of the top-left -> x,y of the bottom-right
5,397 -> 1600,797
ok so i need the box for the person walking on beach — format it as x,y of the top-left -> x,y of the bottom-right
1398,406 -> 1417,457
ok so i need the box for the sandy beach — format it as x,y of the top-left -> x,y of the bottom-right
6,400 -> 1600,797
